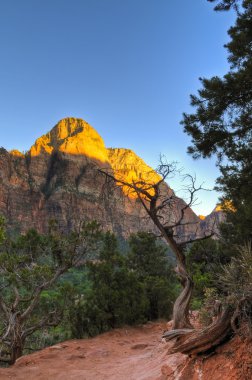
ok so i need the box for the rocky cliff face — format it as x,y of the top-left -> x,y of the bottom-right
30,118 -> 109,163
0,117 -> 202,239
199,205 -> 226,239
107,148 -> 162,186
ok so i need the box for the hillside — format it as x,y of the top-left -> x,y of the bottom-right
0,117 -> 203,239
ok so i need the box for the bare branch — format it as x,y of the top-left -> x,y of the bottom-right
12,287 -> 20,310
22,311 -> 62,339
0,296 -> 8,317
99,158 -> 217,331
20,266 -> 67,322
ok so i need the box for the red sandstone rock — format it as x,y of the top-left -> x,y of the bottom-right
0,117 -> 201,240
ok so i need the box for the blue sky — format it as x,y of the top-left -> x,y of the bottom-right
0,0 -> 235,215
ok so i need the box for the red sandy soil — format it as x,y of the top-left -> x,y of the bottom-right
0,321 -> 251,380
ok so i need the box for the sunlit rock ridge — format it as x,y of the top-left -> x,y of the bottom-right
107,148 -> 161,184
0,117 -> 208,239
30,118 -> 109,163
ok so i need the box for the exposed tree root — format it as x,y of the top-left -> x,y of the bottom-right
163,306 -> 233,356
163,328 -> 194,341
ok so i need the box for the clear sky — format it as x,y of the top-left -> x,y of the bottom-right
0,0 -> 235,215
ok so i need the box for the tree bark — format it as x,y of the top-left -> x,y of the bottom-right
6,312 -> 24,364
150,217 -> 194,330
98,167 -> 206,331
164,305 -> 233,355
10,341 -> 23,365
172,264 -> 193,329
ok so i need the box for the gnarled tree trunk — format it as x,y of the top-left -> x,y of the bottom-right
164,304 -> 233,355
1,311 -> 25,364
159,227 -> 194,330
99,164 -> 223,345
172,264 -> 193,329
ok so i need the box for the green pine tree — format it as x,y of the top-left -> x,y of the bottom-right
128,232 -> 177,320
182,0 -> 252,243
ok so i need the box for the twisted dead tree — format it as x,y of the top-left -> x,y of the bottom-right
99,161 -> 233,355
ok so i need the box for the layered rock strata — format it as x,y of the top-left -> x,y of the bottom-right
0,117 -> 204,239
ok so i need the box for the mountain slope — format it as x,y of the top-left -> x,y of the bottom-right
0,117 -> 201,238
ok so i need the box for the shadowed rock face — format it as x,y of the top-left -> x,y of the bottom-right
0,117 -> 201,239
199,205 -> 226,239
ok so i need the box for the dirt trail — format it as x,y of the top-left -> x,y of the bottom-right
1,321 -> 252,380
0,322 -> 176,380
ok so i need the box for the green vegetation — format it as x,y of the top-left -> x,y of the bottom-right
0,221 -> 177,365
69,232 -> 177,338
128,232 -> 177,320
182,0 -> 252,335
186,238 -> 236,307
217,243 -> 252,332
183,0 -> 252,244
0,218 -> 101,364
